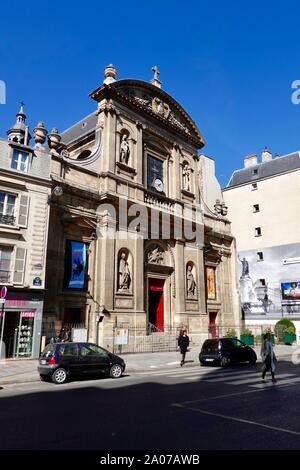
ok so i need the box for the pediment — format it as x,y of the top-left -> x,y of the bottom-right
90,79 -> 205,148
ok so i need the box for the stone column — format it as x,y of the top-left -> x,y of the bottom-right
174,240 -> 185,318
135,122 -> 143,185
197,247 -> 207,315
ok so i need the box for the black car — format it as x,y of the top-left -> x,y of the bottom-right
199,337 -> 257,367
38,342 -> 126,384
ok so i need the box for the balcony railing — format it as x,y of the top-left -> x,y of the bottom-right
0,270 -> 11,283
0,214 -> 15,226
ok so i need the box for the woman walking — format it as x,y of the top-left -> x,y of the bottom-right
261,332 -> 277,383
178,329 -> 190,367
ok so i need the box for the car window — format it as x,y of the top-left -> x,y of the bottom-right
41,344 -> 54,357
202,340 -> 217,352
232,339 -> 244,348
58,344 -> 78,356
221,339 -> 235,349
80,344 -> 108,358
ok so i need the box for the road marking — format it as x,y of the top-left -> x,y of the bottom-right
170,369 -> 257,380
226,373 -> 295,385
172,403 -> 300,437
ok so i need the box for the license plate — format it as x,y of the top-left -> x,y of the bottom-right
40,359 -> 47,365
205,358 -> 214,362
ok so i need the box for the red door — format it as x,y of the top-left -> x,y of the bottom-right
209,312 -> 218,338
148,278 -> 165,331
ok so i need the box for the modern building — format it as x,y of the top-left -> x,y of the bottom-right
223,148 -> 300,338
42,65 -> 240,350
0,106 -> 51,358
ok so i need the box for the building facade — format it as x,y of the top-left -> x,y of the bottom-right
42,65 -> 240,350
223,148 -> 300,339
0,106 -> 51,358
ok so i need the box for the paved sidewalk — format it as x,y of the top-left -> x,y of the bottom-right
0,344 -> 298,385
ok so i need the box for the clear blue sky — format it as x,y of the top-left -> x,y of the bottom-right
1,0 -> 300,186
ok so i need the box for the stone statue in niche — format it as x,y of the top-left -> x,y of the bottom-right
186,265 -> 196,298
120,134 -> 130,164
118,252 -> 131,291
182,164 -> 191,192
147,247 -> 164,264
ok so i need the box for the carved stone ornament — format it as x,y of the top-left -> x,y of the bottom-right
60,149 -> 70,158
147,247 -> 165,265
151,97 -> 170,118
119,134 -> 130,164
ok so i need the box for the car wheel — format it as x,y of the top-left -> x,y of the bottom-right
110,363 -> 123,379
249,355 -> 257,365
220,356 -> 230,367
52,368 -> 68,384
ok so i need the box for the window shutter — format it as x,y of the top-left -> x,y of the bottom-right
18,195 -> 30,227
13,247 -> 27,284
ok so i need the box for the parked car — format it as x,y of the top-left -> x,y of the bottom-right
38,342 -> 126,384
199,337 -> 257,367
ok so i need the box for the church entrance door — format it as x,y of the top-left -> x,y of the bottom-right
148,278 -> 165,331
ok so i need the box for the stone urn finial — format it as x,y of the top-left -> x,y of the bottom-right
103,64 -> 117,85
48,127 -> 62,150
33,121 -> 48,145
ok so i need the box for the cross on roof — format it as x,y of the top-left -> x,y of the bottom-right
152,65 -> 160,81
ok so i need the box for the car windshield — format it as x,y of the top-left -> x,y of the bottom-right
41,344 -> 54,358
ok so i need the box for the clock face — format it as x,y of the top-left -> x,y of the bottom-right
154,178 -> 164,192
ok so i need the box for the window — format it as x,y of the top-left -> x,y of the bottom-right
147,155 -> 164,191
0,246 -> 13,283
257,251 -> 264,261
79,344 -> 108,358
251,183 -> 257,190
58,344 -> 78,357
11,150 -> 29,172
252,168 -> 258,175
260,279 -> 266,286
0,192 -> 16,225
253,204 -> 260,213
255,227 -> 262,237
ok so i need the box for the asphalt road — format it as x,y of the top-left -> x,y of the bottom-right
1,359 -> 300,451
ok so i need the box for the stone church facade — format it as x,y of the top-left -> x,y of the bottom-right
43,65 -> 240,349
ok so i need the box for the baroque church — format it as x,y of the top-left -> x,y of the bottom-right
43,65 -> 240,349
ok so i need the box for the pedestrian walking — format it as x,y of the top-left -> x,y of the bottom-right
178,329 -> 190,366
261,332 -> 277,383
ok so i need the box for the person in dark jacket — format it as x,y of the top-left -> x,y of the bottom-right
178,329 -> 190,366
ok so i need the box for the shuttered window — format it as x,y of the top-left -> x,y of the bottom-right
17,194 -> 30,227
13,247 -> 27,284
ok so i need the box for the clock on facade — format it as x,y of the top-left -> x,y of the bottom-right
154,178 -> 164,192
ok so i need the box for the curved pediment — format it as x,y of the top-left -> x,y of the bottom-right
90,79 -> 205,148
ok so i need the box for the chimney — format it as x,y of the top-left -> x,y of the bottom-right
244,153 -> 257,168
261,146 -> 272,163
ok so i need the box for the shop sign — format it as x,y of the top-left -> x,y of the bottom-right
21,311 -> 35,318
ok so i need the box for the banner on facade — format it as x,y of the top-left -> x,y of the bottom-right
281,281 -> 300,300
68,241 -> 86,289
206,267 -> 216,300
114,328 -> 129,345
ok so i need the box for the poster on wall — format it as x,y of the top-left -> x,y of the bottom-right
206,267 -> 216,300
281,281 -> 300,300
68,241 -> 86,289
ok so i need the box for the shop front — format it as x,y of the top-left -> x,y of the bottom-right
0,291 -> 43,359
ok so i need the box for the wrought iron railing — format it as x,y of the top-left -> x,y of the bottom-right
0,214 -> 15,225
0,270 -> 11,283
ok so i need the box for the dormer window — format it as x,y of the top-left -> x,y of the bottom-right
11,150 -> 29,172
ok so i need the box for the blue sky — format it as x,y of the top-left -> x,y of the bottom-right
1,0 -> 300,186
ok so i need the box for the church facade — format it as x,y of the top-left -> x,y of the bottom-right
43,65 -> 240,349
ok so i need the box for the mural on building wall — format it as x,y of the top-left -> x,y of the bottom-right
238,243 -> 300,317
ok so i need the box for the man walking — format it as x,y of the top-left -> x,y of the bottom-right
261,332 -> 277,383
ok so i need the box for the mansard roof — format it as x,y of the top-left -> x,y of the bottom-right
89,79 -> 205,149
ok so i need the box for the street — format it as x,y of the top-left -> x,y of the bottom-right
1,358 -> 300,450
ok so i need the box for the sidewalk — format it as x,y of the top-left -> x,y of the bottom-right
0,344 -> 298,386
